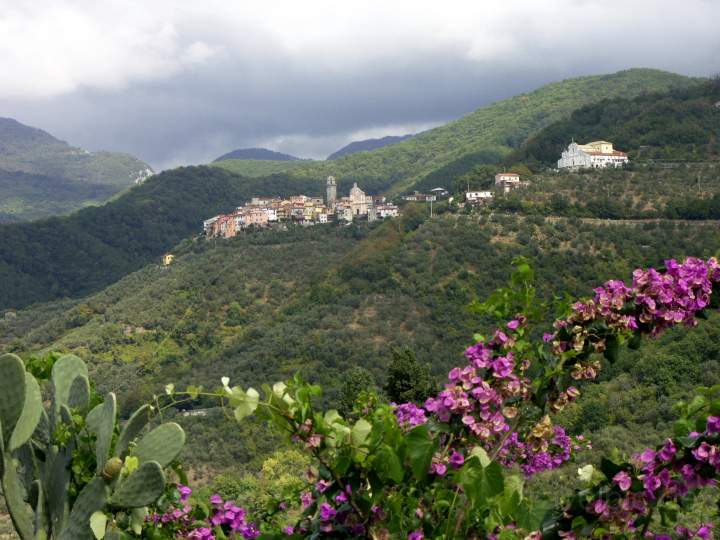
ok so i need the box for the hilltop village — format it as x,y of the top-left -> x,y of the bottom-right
203,176 -> 400,238
203,140 -> 629,239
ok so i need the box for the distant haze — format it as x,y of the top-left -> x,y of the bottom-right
0,0 -> 718,169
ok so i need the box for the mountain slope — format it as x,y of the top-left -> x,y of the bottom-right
506,77 -> 720,168
289,69 -> 701,194
327,134 -> 414,160
212,159 -> 312,177
0,117 -> 153,220
0,169 -> 120,222
0,167 -> 324,310
3,214 -> 720,470
213,148 -> 300,162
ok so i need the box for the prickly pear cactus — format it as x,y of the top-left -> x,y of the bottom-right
109,461 -> 165,508
0,353 -> 186,540
131,422 -> 186,467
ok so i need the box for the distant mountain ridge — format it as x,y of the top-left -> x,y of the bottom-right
213,148 -> 300,162
327,134 -> 414,160
0,117 -> 153,221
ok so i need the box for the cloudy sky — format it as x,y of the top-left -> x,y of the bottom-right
1,0 -> 718,169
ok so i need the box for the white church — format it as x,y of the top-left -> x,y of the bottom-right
557,140 -> 628,171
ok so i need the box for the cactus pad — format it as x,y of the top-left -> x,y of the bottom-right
109,461 -> 165,508
9,373 -> 43,451
46,446 -> 71,534
2,451 -> 34,540
51,354 -> 88,411
58,477 -> 109,540
67,374 -> 90,411
0,353 -> 27,445
94,393 -> 117,473
132,422 -> 185,467
116,404 -> 151,459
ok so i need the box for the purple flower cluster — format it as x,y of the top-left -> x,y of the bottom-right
149,486 -> 260,540
423,327 -> 530,445
209,494 -> 260,539
394,318 -> 561,475
551,257 -> 720,357
498,425 -> 575,477
291,482 -> 367,536
394,402 -> 428,428
576,415 -> 720,536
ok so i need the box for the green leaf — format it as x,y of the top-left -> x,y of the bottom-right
459,458 -> 505,506
351,419 -> 372,447
233,388 -> 260,421
186,386 -> 200,400
130,507 -> 148,535
374,445 -> 404,483
405,424 -> 437,481
469,446 -> 491,467
90,511 -> 107,540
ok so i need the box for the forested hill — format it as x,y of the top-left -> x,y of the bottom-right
3,213 -> 720,472
0,167 -> 323,310
506,77 -> 720,169
0,117 -> 153,221
288,69 -> 700,194
213,148 -> 300,162
327,134 -> 414,160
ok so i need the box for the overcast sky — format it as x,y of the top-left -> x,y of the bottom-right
1,0 -> 718,169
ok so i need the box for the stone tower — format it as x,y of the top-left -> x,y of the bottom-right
326,176 -> 337,205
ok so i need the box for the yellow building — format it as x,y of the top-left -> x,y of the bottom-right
162,253 -> 175,266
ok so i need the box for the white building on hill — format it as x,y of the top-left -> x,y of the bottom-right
495,172 -> 521,193
558,140 -> 628,170
465,191 -> 493,204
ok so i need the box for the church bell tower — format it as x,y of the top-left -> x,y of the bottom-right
326,176 -> 337,205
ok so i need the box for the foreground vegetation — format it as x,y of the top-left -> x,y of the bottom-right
2,256 -> 720,538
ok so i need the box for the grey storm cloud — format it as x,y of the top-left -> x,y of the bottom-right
1,0 -> 719,169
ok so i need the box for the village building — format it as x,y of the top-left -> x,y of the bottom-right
376,204 -> 400,218
495,173 -> 521,193
403,191 -> 437,202
465,191 -> 494,204
430,187 -> 449,197
557,140 -> 629,170
162,253 -> 175,266
348,182 -> 372,216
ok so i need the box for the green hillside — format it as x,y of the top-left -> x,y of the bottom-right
213,158 -> 312,177
488,162 -> 720,220
506,77 -> 720,168
0,167 -> 324,310
3,213 -> 720,475
287,69 -> 700,194
0,117 -> 153,221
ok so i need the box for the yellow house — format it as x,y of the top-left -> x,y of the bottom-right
162,253 -> 175,266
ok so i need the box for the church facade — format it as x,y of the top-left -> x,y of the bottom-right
558,140 -> 628,170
